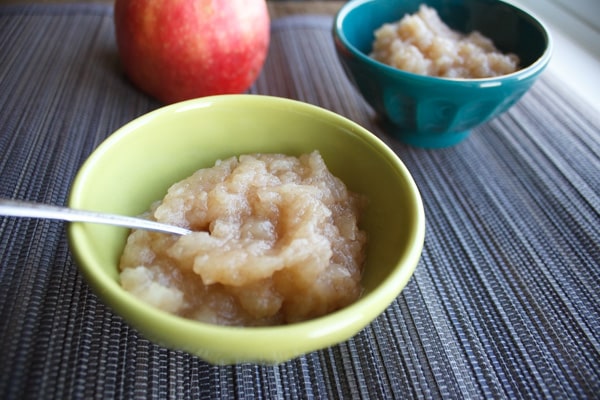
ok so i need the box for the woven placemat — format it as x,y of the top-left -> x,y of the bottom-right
1,4 -> 598,399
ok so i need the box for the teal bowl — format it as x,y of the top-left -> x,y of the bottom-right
333,0 -> 552,148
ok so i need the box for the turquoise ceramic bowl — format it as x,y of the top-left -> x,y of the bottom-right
333,0 -> 552,148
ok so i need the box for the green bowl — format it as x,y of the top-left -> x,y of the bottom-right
333,0 -> 552,148
68,95 -> 425,364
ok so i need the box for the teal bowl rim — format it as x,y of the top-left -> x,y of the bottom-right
333,0 -> 553,87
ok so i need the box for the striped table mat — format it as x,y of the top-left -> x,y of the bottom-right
1,4 -> 598,399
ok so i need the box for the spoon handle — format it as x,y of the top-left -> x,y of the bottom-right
0,198 -> 191,236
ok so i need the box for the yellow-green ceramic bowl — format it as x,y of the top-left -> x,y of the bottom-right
68,95 -> 425,364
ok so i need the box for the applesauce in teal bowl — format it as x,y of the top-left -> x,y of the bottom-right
333,0 -> 552,148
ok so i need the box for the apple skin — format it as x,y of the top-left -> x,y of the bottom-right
114,0 -> 270,104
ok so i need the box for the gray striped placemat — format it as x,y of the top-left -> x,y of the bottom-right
1,5 -> 598,399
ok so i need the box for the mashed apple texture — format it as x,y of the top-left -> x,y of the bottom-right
119,151 -> 367,326
370,5 -> 520,78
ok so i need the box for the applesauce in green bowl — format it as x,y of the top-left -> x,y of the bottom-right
68,94 -> 425,364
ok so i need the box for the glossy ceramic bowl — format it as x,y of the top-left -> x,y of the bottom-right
68,95 -> 425,365
333,0 -> 552,148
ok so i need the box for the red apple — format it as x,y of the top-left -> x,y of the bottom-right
114,0 -> 270,104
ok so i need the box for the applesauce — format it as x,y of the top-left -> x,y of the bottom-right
119,151 -> 367,326
370,5 -> 520,78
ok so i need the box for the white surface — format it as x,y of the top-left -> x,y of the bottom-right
508,0 -> 600,112
549,0 -> 600,36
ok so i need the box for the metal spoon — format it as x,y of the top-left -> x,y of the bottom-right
0,198 -> 192,236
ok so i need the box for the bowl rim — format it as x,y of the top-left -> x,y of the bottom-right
332,0 -> 553,85
68,94 -> 426,362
